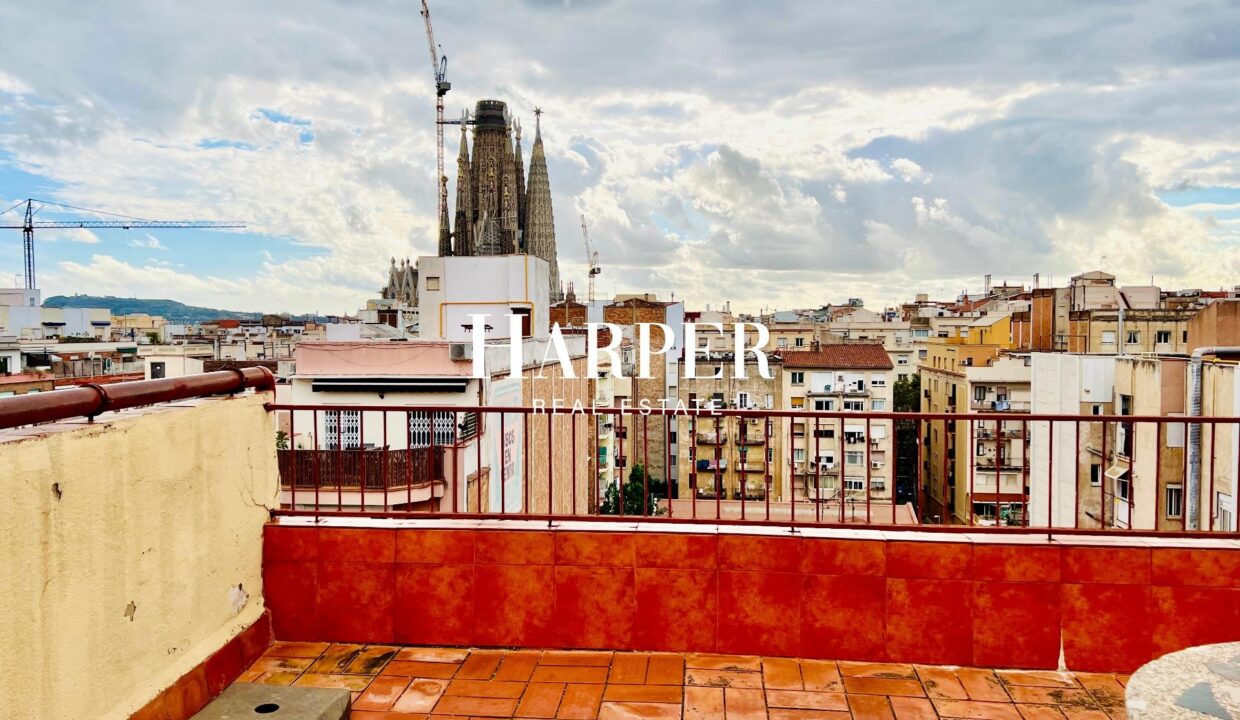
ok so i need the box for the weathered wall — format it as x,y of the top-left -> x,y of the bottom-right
265,522 -> 1240,674
0,393 -> 278,720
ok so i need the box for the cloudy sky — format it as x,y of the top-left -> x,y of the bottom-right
1,0 -> 1238,314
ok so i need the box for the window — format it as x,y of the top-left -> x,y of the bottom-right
409,411 -> 456,448
1156,330 -> 1171,344
846,451 -> 864,465
918,349 -> 928,359
871,377 -> 887,387
324,410 -> 362,450
843,400 -> 864,411
794,449 -> 806,462
976,441 -> 986,456
1101,330 -> 1116,345
1091,404 -> 1103,416
0,357 -> 7,374
766,448 -> 774,463
1126,330 -> 1139,345
426,276 -> 440,291
457,412 -> 480,442
897,356 -> 909,365
974,385 -> 987,402
777,338 -> 787,348
1090,464 -> 1101,486
1165,484 -> 1183,518
814,399 -> 834,411
1217,493 -> 1234,532
871,399 -> 886,411
795,337 -> 805,347
812,427 -> 835,439
736,392 -> 751,408
844,477 -> 865,491
914,329 -> 929,337
150,361 -> 166,379
791,371 -> 805,385
1117,472 -> 1130,502
791,397 -> 805,409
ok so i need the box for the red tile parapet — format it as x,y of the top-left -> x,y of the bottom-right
0,366 -> 275,430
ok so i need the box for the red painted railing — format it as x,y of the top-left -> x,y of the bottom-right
269,403 -> 1240,536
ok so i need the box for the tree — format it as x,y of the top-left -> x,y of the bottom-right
599,462 -> 666,516
892,374 -> 921,508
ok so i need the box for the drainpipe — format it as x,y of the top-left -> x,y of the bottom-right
1187,347 -> 1240,530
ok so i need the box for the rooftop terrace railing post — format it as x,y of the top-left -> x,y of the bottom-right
665,413 -> 673,518
865,416 -> 871,524
523,413 -> 529,514
1074,419 -> 1081,529
1154,420 -> 1162,527
421,411 -> 429,511
1208,426 -> 1216,531
478,415 -> 484,515
1101,418 -> 1108,529
313,409 -> 320,515
916,419 -> 924,521
382,411 -> 389,512
546,411 -> 553,525
813,415 -> 821,523
502,413 -> 508,516
289,409 -> 296,510
359,412 -> 366,511
941,419 -> 949,525
641,413 -> 648,517
994,418 -> 1002,526
837,416 -> 845,523
714,414 -> 722,520
690,413 -> 697,520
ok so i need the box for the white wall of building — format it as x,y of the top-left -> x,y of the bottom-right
417,255 -> 551,342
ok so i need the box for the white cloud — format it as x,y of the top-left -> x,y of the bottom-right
40,228 -> 101,244
127,233 -> 167,250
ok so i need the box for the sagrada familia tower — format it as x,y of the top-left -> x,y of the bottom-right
446,99 -> 561,298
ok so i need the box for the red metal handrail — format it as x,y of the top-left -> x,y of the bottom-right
0,367 -> 275,430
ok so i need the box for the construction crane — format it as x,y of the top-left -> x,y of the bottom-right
420,0 -> 453,255
0,198 -> 244,289
581,214 -> 601,304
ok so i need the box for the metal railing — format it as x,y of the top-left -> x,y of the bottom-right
265,403 -> 1240,536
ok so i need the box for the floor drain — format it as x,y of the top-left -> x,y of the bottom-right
254,703 -> 280,714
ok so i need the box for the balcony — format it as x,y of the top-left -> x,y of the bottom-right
695,431 -> 727,445
3,376 -> 1239,720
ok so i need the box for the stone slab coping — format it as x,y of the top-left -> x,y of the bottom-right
269,515 -> 1240,549
191,682 -> 348,720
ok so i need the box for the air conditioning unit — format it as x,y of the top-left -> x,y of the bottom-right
871,460 -> 883,469
449,342 -> 473,360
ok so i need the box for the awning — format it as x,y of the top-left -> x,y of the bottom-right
1105,465 -> 1129,481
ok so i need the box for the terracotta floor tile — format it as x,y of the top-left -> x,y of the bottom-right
1017,706 -> 1067,720
248,656 -> 315,673
765,689 -> 849,711
890,696 -> 938,720
531,666 -> 610,684
801,659 -> 844,692
1059,710 -> 1110,720
433,695 -> 520,717
350,712 -> 431,720
384,660 -> 463,679
601,685 -> 682,703
916,665 -> 969,700
1004,687 -> 1098,707
516,682 -> 565,718
683,686 -> 725,720
724,687 -> 766,720
354,675 -> 413,711
932,699 -> 1024,720
309,643 -> 366,673
446,680 -> 529,699
346,645 -> 401,675
842,676 -> 926,697
1072,674 -> 1125,710
838,661 -> 918,679
762,657 -> 804,690
557,683 -> 605,719
685,653 -> 762,671
496,651 -> 543,682
849,694 -> 896,720
597,702 -> 681,720
457,651 -> 505,680
293,673 -> 373,691
396,647 -> 471,663
608,653 -> 649,685
236,669 -> 263,683
997,671 -> 1079,689
253,671 -> 301,686
1113,675 -> 1130,688
684,668 -> 763,689
393,679 -> 450,714
644,655 -> 685,686
956,669 -> 1012,702
267,641 -> 330,659
541,651 -> 614,667
769,710 -> 851,720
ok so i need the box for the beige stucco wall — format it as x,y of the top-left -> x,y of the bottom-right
0,392 -> 277,720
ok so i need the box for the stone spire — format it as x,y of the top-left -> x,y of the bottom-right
451,114 -> 473,256
513,119 -> 527,249
524,108 -> 560,299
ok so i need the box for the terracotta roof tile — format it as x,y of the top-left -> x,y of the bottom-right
779,344 -> 893,370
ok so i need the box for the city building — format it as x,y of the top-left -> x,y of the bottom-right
0,288 -> 112,340
674,353 -> 783,505
781,345 -> 895,510
920,340 -> 1032,524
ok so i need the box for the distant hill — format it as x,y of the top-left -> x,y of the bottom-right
43,295 -> 263,323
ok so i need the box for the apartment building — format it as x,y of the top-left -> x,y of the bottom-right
818,315 -> 915,381
920,341 -> 1032,524
781,345 -> 895,507
0,288 -> 112,341
674,355 -> 783,503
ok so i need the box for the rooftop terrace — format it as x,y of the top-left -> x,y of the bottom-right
1,371 -> 1236,719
